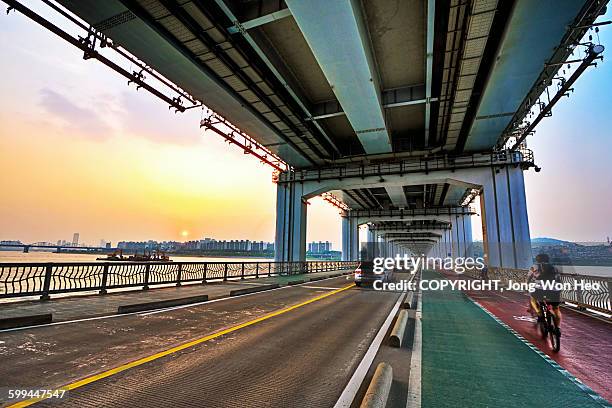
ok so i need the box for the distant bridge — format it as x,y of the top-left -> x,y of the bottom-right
0,243 -> 117,253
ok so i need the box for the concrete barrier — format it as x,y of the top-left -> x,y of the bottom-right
0,313 -> 52,329
117,295 -> 209,314
360,362 -> 393,408
229,284 -> 280,296
389,309 -> 409,347
403,292 -> 415,309
288,279 -> 305,285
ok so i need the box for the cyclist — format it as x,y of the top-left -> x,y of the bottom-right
526,253 -> 562,335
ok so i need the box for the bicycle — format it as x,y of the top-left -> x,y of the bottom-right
536,298 -> 561,352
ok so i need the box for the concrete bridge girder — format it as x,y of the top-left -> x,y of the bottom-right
295,167 -> 489,200
356,216 -> 453,226
374,228 -> 446,234
276,164 -> 531,269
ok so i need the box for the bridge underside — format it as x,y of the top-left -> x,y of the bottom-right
12,0 -> 606,264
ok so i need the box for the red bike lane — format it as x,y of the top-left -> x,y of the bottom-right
440,270 -> 612,403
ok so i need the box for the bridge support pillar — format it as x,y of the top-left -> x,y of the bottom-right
464,215 -> 473,257
452,214 -> 473,258
481,166 -> 532,269
274,182 -> 307,262
342,213 -> 359,261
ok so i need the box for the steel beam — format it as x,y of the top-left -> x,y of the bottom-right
278,149 -> 534,184
227,8 -> 292,34
424,0 -> 435,146
211,0 -> 341,156
308,84 -> 434,121
286,0 -> 391,154
385,186 -> 409,209
347,207 -> 474,219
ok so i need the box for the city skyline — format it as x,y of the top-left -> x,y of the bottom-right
0,4 -> 611,250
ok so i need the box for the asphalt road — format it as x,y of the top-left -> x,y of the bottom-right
0,275 -> 404,407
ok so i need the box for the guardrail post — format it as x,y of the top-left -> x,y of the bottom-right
255,263 -> 259,279
241,263 -> 245,280
268,262 -> 272,277
100,263 -> 109,295
608,279 -> 612,313
576,276 -> 585,310
143,264 -> 150,290
40,263 -> 52,301
176,263 -> 182,287
202,263 -> 208,284
224,263 -> 228,281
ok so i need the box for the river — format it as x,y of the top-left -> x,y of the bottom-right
0,250 -> 273,264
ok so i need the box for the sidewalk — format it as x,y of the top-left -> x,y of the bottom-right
421,269 -> 610,408
0,269 -> 352,323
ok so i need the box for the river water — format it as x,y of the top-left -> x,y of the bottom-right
0,251 -> 273,264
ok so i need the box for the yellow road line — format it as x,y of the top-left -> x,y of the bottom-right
8,283 -> 356,408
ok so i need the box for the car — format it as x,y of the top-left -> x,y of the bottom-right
353,260 -> 391,287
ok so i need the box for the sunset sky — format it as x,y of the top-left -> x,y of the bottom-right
1,3 -> 611,248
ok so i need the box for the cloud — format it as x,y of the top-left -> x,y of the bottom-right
38,88 -> 113,141
118,91 -> 201,145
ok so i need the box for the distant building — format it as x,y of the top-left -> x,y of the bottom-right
116,237 -> 273,253
308,241 -> 332,254
72,233 -> 80,247
0,240 -> 22,245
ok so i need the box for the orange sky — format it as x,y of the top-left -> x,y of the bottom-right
0,107 -> 342,247
0,7 -> 342,248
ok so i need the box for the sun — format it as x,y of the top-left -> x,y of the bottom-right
180,230 -> 189,238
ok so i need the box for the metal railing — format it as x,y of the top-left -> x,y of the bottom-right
0,261 -> 359,300
278,149 -> 535,184
465,267 -> 611,315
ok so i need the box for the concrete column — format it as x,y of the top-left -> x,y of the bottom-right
378,235 -> 386,258
366,226 -> 376,244
481,166 -> 532,269
444,229 -> 452,258
463,215 -> 474,258
450,219 -> 459,258
342,214 -> 359,261
275,182 -> 307,262
455,214 -> 466,257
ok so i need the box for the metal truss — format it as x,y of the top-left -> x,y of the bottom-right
278,149 -> 535,184
369,224 -> 451,231
383,232 -> 442,238
460,188 -> 481,206
3,0 -> 197,113
499,0 -> 609,150
345,207 -> 475,218
507,44 -> 605,150
321,192 -> 350,212
200,111 -> 289,173
3,0 -> 300,174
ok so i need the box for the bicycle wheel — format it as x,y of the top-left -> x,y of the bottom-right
550,321 -> 561,352
538,314 -> 548,339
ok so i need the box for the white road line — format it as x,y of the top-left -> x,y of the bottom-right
333,290 -> 405,408
0,274 -> 347,332
406,289 -> 422,408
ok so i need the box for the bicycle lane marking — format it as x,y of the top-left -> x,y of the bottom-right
470,299 -> 611,408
